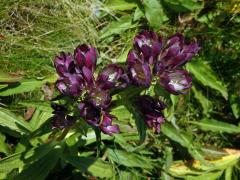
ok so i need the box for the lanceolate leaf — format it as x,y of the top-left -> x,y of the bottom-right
0,153 -> 24,174
19,101 -> 52,113
0,107 -> 32,134
107,149 -> 153,169
0,71 -> 22,83
161,123 -> 204,162
100,15 -> 137,39
16,147 -> 61,180
163,0 -> 204,12
190,119 -> 240,134
230,93 -> 240,119
64,155 -> 113,178
187,60 -> 228,99
143,0 -> 168,29
192,86 -> 212,115
105,0 -> 137,11
0,75 -> 57,96
0,133 -> 9,155
29,110 -> 52,131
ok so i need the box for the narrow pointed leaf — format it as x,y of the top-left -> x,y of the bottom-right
190,119 -> 240,134
187,60 -> 228,99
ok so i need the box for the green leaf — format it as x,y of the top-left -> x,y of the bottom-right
0,75 -> 57,96
190,119 -> 240,134
16,147 -> 60,180
143,0 -> 168,29
19,101 -> 52,113
24,141 -> 57,163
133,6 -> 144,21
0,71 -> 22,83
117,46 -> 132,63
184,171 -> 223,180
113,134 -> 137,152
0,133 -> 9,155
192,86 -> 212,115
64,155 -> 113,178
230,93 -> 240,119
105,0 -> 137,11
0,107 -> 32,134
107,149 -> 153,169
187,60 -> 228,99
161,123 -> 204,162
30,110 -> 52,131
100,15 -> 137,39
0,153 -> 24,174
163,0 -> 203,12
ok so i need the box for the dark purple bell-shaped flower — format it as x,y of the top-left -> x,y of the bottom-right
137,95 -> 166,133
51,103 -> 74,129
56,73 -> 84,96
160,70 -> 192,95
134,31 -> 163,64
96,64 -> 129,90
100,112 -> 120,135
74,44 -> 97,85
78,101 -> 101,127
54,52 -> 75,76
160,33 -> 200,71
89,87 -> 111,109
74,44 -> 98,72
127,50 -> 152,87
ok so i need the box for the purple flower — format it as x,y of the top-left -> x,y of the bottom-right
74,44 -> 98,72
134,31 -> 163,64
54,52 -> 75,76
96,64 -> 129,90
78,101 -> 101,126
100,113 -> 120,135
160,70 -> 192,95
159,33 -> 200,72
51,103 -> 74,129
127,50 -> 152,87
145,114 -> 165,134
137,95 -> 166,133
55,73 -> 84,96
89,87 -> 111,109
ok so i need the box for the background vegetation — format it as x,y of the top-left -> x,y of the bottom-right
0,0 -> 240,179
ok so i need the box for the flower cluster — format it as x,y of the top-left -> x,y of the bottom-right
127,31 -> 200,94
53,44 -> 128,135
52,31 -> 200,135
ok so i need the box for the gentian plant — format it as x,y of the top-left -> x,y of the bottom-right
51,30 -> 200,137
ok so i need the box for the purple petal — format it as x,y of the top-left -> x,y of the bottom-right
160,70 -> 192,95
100,125 -> 120,135
82,66 -> 93,84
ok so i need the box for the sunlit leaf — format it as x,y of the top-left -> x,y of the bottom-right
100,15 -> 137,39
16,147 -> 61,180
0,75 -> 57,96
143,0 -> 168,29
190,119 -> 240,134
107,149 -> 153,169
230,93 -> 240,119
192,86 -> 212,115
0,132 -> 9,155
0,107 -> 32,134
0,71 -> 22,83
105,0 -> 137,11
163,0 -> 204,12
64,155 -> 113,178
187,60 -> 228,99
